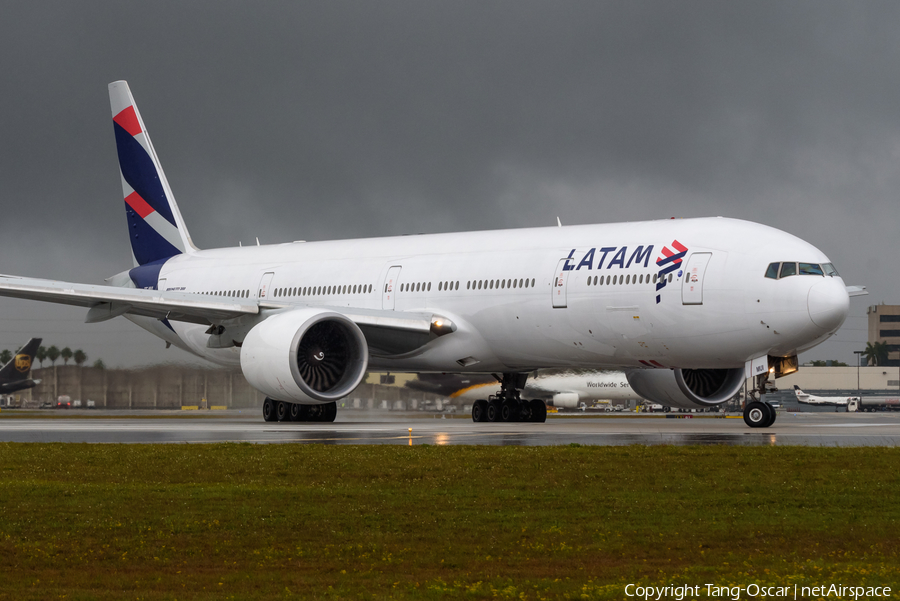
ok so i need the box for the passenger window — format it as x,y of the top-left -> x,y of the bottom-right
765,263 -> 779,279
822,263 -> 839,277
780,262 -> 797,278
427,282 -> 431,291
799,263 -> 824,276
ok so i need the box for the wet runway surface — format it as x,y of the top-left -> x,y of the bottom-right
1,410 -> 899,445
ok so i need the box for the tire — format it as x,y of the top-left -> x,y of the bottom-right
662,406 -> 671,413
262,398 -> 277,422
486,400 -> 500,422
289,403 -> 308,422
321,402 -> 337,422
500,402 -> 513,422
530,399 -> 547,423
472,400 -> 488,422
276,401 -> 289,422
743,401 -> 768,428
765,402 -> 777,427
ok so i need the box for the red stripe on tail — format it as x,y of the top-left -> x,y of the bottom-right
125,191 -> 155,219
113,106 -> 142,137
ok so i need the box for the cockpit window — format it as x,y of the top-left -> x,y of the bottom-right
799,263 -> 824,276
822,263 -> 839,277
779,262 -> 797,278
765,263 -> 779,279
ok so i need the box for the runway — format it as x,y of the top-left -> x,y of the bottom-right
1,410 -> 899,445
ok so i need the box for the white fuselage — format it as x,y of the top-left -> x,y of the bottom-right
128,216 -> 849,374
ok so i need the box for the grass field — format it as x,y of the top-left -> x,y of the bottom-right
0,444 -> 898,600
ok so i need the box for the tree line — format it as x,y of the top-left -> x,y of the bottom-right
0,345 -> 105,369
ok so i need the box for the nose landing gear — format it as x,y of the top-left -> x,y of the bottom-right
743,373 -> 777,428
471,372 -> 547,423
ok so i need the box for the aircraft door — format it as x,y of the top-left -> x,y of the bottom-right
552,259 -> 570,308
382,266 -> 402,310
682,253 -> 711,305
258,272 -> 274,299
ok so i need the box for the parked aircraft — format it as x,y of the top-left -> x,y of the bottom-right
0,338 -> 42,394
409,370 -> 642,408
792,385 -> 857,407
0,82 -> 864,427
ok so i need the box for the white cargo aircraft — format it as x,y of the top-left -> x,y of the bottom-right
441,371 -> 641,409
0,82 -> 865,428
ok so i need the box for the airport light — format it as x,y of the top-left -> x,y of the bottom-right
853,350 -> 864,400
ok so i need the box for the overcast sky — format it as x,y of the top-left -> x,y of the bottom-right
0,1 -> 893,367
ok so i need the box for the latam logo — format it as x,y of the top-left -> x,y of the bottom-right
655,240 -> 688,304
562,246 -> 654,271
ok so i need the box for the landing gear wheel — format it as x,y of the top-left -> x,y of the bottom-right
743,401 -> 769,428
321,402 -> 337,422
262,398 -> 277,422
500,402 -> 514,422
486,400 -> 501,422
276,401 -> 290,422
765,402 -> 777,427
472,400 -> 488,422
530,399 -> 547,423
289,403 -> 308,422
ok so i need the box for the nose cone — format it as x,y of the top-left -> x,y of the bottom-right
808,279 -> 850,332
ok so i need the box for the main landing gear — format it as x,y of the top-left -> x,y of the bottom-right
262,398 -> 337,423
742,373 -> 777,428
471,372 -> 547,423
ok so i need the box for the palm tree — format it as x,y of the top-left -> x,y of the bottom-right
60,347 -> 73,365
863,341 -> 890,366
47,345 -> 60,366
74,349 -> 87,367
36,346 -> 47,368
0,350 -> 11,366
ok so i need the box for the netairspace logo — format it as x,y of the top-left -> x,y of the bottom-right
624,583 -> 892,600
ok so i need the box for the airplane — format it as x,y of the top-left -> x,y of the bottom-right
0,338 -> 42,394
0,81 -> 865,428
792,385 -> 857,407
409,370 -> 642,409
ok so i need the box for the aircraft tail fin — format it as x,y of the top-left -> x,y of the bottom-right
109,81 -> 197,267
0,338 -> 41,383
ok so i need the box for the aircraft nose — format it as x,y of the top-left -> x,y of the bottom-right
808,278 -> 849,332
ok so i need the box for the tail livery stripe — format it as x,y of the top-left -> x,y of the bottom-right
124,190 -> 154,218
109,81 -> 194,267
112,106 -> 142,137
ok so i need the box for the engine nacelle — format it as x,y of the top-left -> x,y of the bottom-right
549,392 -> 580,408
240,309 -> 369,404
625,368 -> 744,409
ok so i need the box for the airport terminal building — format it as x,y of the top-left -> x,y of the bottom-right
868,304 -> 900,367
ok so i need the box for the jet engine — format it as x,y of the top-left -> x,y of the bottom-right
240,309 -> 369,404
625,368 -> 744,409
548,393 -> 580,408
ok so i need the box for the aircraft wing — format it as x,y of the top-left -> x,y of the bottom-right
0,275 -> 445,354
846,286 -> 868,297
0,274 -> 257,325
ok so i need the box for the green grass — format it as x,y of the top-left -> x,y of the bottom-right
0,444 -> 898,600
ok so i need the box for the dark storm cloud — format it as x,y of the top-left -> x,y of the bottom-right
0,1 -> 895,364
